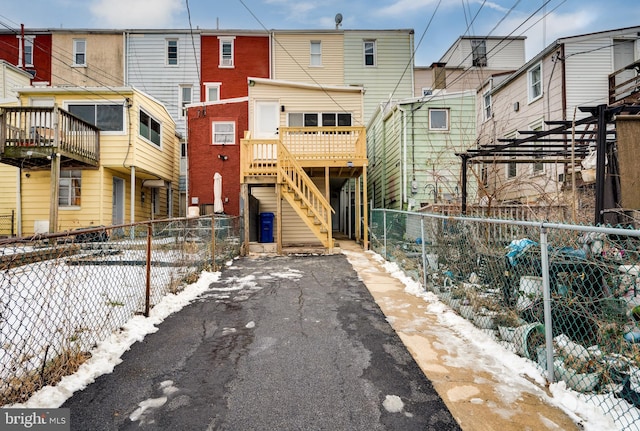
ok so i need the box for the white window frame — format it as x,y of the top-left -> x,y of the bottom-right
166,39 -> 178,66
471,39 -> 487,67
204,82 -> 221,102
310,41 -> 322,67
17,35 -> 35,67
59,170 -> 82,208
483,91 -> 492,121
422,88 -> 433,97
139,108 -> 162,147
73,39 -> 86,67
428,108 -> 449,131
219,37 -> 235,68
364,40 -> 376,67
528,62 -> 542,102
212,121 -> 235,145
179,85 -> 192,117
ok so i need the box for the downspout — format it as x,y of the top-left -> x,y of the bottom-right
123,32 -> 128,85
398,105 -> 408,209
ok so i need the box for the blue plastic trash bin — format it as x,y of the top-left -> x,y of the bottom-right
259,212 -> 274,243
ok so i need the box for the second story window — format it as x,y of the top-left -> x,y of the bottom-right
205,83 -> 220,102
67,103 -> 124,132
219,37 -> 234,67
16,36 -> 35,67
212,122 -> 235,145
428,108 -> 449,131
364,40 -> 376,67
310,41 -> 322,67
180,85 -> 192,117
483,91 -> 492,121
73,39 -> 86,67
471,39 -> 487,67
139,109 -> 161,147
528,63 -> 542,102
167,39 -> 178,66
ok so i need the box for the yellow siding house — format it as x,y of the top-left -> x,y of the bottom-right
0,86 -> 180,236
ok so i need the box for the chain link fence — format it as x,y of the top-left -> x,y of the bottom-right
371,208 -> 640,430
0,214 -> 241,406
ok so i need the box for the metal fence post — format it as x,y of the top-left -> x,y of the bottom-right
539,225 -> 554,383
144,223 -> 152,317
383,209 -> 387,258
421,214 -> 427,290
211,214 -> 216,269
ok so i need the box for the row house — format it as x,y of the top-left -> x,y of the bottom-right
0,28 -> 52,85
474,25 -> 640,212
364,35 -> 526,217
414,36 -> 525,97
0,86 -> 180,235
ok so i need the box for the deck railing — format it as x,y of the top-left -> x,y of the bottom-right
0,106 -> 100,165
240,126 -> 367,179
608,60 -> 640,105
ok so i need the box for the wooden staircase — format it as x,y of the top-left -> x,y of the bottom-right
277,142 -> 334,249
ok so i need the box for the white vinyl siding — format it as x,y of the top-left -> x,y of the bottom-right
440,37 -> 525,70
126,32 -> 200,136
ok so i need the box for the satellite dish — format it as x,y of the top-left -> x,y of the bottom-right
335,13 -> 343,29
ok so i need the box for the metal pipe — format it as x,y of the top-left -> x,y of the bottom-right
540,226 -> 554,383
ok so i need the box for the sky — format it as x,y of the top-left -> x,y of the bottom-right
9,250 -> 638,430
0,0 -> 639,66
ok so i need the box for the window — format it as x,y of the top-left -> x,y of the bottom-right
531,122 -> 544,173
422,88 -> 433,97
219,37 -> 234,67
73,39 -> 86,66
16,35 -> 34,67
67,103 -> 124,132
528,63 -> 542,102
59,170 -> 81,207
288,112 -> 352,127
181,142 -> 187,158
167,39 -> 178,65
508,159 -> 517,178
179,85 -> 192,117
428,109 -> 449,131
483,91 -> 492,121
364,40 -> 376,67
471,40 -> 487,67
506,132 -> 517,179
212,122 -> 235,145
205,83 -> 220,102
310,41 -> 322,66
139,109 -> 161,146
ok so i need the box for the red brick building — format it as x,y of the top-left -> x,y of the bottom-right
199,32 -> 270,102
0,29 -> 52,84
187,32 -> 270,216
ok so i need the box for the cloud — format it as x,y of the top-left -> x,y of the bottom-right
89,0 -> 185,28
375,0 -> 440,17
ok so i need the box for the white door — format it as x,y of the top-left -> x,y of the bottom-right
112,177 -> 125,226
255,101 -> 279,139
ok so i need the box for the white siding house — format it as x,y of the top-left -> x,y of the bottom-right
475,25 -> 640,205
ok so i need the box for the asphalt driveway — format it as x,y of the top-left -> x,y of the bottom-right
63,253 -> 460,430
